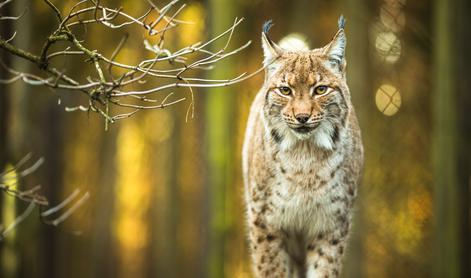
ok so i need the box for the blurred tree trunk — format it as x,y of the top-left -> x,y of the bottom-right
0,0 -> 12,214
343,0 -> 371,277
432,0 -> 468,276
41,110 -> 64,278
0,3 -> 12,278
2,0 -> 33,277
147,113 -> 173,278
92,128 -> 118,278
6,0 -> 31,158
163,109 -> 181,278
455,0 -> 471,275
205,0 -> 237,276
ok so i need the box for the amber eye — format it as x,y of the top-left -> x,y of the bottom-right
314,85 -> 328,95
279,86 -> 292,96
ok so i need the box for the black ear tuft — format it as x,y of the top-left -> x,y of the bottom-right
338,15 -> 346,29
263,20 -> 274,34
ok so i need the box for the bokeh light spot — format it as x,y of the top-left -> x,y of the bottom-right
375,84 -> 401,116
278,33 -> 309,51
375,32 -> 402,63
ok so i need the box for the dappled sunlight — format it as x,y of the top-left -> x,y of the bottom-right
407,187 -> 432,223
394,209 -> 422,256
364,186 -> 432,273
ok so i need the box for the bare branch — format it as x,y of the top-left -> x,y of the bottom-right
40,189 -> 81,217
0,202 -> 36,240
0,0 -> 261,127
0,155 -> 90,240
0,0 -> 14,9
43,191 -> 90,226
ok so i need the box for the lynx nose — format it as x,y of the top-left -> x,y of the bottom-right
295,114 -> 310,124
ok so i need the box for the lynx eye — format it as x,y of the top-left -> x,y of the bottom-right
314,85 -> 329,95
278,86 -> 292,96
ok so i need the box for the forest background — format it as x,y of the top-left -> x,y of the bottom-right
0,0 -> 470,277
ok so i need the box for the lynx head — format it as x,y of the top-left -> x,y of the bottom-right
261,17 -> 351,151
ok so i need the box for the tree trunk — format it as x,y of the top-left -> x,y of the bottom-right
432,0 -> 462,276
343,0 -> 372,276
454,0 -> 471,275
205,0 -> 237,276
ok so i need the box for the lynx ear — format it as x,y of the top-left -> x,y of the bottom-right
261,20 -> 284,68
323,15 -> 347,71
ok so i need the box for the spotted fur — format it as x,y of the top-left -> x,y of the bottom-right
242,18 -> 363,278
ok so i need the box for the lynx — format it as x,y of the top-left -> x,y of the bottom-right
242,17 -> 364,278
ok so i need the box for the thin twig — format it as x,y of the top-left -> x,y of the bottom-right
1,202 -> 36,239
0,0 -> 259,124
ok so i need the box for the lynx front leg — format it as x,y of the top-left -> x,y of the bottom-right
248,217 -> 293,278
305,232 -> 348,278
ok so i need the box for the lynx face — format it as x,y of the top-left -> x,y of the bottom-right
261,22 -> 350,150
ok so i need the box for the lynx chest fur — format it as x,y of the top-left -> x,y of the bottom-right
242,18 -> 363,278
